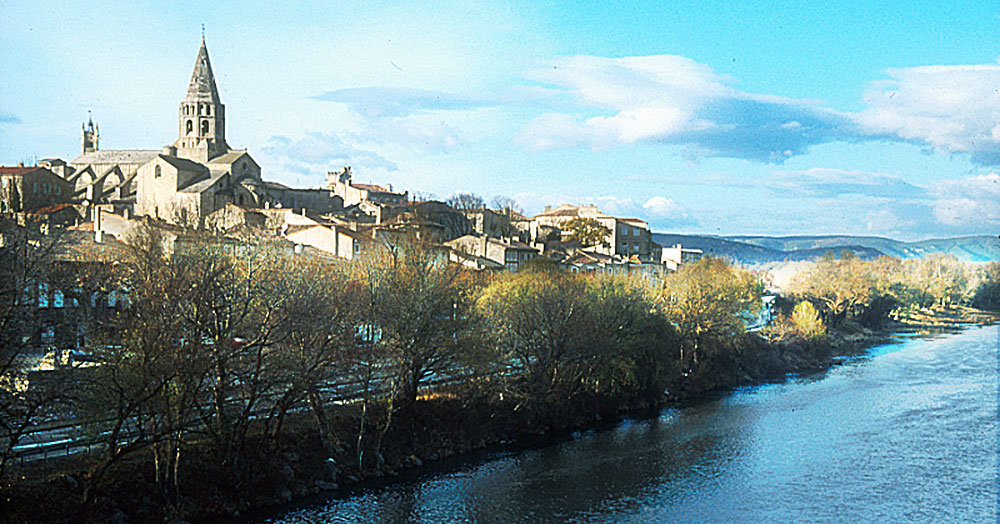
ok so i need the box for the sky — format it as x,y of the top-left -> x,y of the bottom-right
1,0 -> 999,241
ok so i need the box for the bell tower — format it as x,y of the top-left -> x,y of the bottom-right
174,35 -> 228,161
82,113 -> 99,154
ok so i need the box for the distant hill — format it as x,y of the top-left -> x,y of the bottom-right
726,235 -> 1000,262
652,233 -> 883,265
652,233 -> 1000,264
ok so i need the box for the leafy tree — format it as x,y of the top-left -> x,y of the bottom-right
791,300 -> 825,339
788,252 -> 875,324
971,262 -> 1000,311
562,217 -> 611,248
583,275 -> 679,403
477,269 -> 594,402
656,257 -> 763,368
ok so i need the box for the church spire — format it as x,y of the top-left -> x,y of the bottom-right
174,35 -> 228,161
185,36 -> 221,104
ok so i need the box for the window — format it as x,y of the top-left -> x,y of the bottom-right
55,186 -> 60,195
201,120 -> 209,135
155,165 -> 162,178
41,326 -> 55,346
38,283 -> 48,308
186,120 -> 193,134
107,290 -> 117,308
53,289 -> 64,308
33,182 -> 39,193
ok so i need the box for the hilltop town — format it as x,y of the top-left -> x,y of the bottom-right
1,38 -> 699,280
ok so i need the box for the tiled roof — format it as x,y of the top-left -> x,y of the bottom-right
0,166 -> 42,175
32,203 -> 77,215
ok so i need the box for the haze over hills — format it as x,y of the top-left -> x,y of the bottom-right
728,235 -> 1000,262
653,233 -> 1000,264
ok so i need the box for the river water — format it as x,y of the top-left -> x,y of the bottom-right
261,325 -> 998,523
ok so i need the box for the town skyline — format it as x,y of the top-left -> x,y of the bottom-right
1,1 -> 998,241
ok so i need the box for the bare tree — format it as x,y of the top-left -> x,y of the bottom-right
446,192 -> 485,212
0,217 -> 72,483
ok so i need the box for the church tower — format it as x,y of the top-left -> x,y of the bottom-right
82,115 -> 99,154
174,36 -> 228,162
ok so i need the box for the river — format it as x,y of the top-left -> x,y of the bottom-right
259,325 -> 998,523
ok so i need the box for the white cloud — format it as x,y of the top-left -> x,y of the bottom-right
931,172 -> 1000,228
260,133 -> 397,183
642,196 -> 687,218
516,54 -> 851,161
515,55 -> 1000,167
856,64 -> 1000,164
770,168 -> 926,198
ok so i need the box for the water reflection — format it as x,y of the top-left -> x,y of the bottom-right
262,325 -> 998,524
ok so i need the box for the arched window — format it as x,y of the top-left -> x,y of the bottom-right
186,120 -> 193,134
201,120 -> 209,135
206,105 -> 211,116
154,165 -> 162,178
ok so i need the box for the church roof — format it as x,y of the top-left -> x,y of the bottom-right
185,37 -> 221,104
159,154 -> 208,172
70,150 -> 159,166
180,168 -> 227,193
207,150 -> 250,165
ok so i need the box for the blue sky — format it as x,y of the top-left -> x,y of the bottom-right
2,0 -> 999,240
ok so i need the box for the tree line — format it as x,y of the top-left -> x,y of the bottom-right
2,221 -> 998,516
778,252 -> 999,339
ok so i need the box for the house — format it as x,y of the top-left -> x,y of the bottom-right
661,243 -> 703,271
285,223 -> 370,260
531,204 -> 655,262
445,234 -> 539,271
0,165 -> 73,213
326,166 -> 407,207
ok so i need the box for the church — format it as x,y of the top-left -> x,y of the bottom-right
42,37 -> 343,226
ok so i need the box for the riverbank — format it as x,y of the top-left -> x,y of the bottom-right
2,306 -> 995,524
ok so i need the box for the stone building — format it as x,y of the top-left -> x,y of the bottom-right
43,37 -> 350,226
327,166 -> 407,207
532,204 -> 656,261
0,165 -> 72,213
445,234 -> 538,271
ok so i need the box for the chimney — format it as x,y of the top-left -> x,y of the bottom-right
544,205 -> 551,213
17,161 -> 24,167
